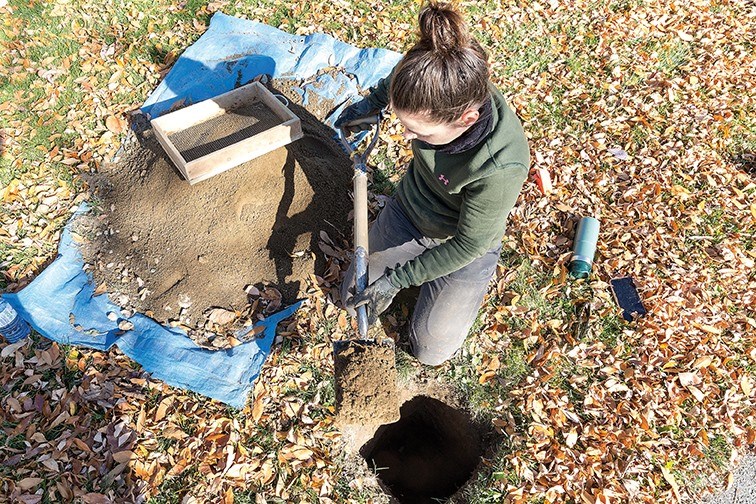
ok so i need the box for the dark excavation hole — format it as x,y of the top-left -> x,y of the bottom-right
360,395 -> 483,503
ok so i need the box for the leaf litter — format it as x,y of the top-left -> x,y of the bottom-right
1,0 -> 755,502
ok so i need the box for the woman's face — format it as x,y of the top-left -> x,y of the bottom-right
394,109 -> 477,146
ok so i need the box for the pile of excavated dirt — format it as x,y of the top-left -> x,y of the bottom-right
79,92 -> 353,339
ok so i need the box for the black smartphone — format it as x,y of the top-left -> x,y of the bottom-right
610,277 -> 647,322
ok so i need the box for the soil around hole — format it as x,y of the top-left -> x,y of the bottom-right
79,97 -> 352,338
360,395 -> 483,503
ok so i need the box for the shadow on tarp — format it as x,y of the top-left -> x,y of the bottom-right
2,11 -> 401,409
140,12 -> 401,127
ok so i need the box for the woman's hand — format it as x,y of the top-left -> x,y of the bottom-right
334,98 -> 380,133
348,275 -> 400,324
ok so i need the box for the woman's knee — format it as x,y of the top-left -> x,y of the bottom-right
409,324 -> 464,366
412,345 -> 455,366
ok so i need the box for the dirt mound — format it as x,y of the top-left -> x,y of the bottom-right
79,100 -> 352,337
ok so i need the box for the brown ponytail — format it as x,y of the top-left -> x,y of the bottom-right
390,2 -> 490,123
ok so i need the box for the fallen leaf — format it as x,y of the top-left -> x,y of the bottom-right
678,372 -> 700,387
112,451 -> 135,463
741,376 -> 752,396
105,115 -> 125,133
206,308 -> 237,325
17,478 -> 44,491
661,466 -> 681,501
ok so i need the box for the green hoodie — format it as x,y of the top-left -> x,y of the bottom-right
366,78 -> 530,289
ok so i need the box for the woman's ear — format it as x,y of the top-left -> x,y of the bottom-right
458,107 -> 480,127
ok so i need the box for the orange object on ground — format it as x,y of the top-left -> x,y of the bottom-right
533,168 -> 552,195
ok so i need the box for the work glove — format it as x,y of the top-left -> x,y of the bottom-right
350,275 -> 400,325
334,97 -> 380,133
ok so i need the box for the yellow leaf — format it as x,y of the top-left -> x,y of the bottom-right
260,460 -> 275,485
678,372 -> 700,387
692,356 -> 713,369
2,179 -> 19,202
661,466 -> 681,501
155,397 -> 172,422
478,369 -> 496,384
94,282 -> 108,296
251,393 -> 265,422
136,408 -> 146,433
662,360 -> 679,370
670,185 -> 690,198
290,447 -> 314,461
692,322 -> 721,335
487,354 -> 501,372
565,429 -> 578,448
741,376 -> 752,396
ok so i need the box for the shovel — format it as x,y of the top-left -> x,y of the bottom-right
333,115 -> 400,425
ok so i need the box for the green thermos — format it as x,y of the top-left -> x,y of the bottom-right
569,217 -> 600,279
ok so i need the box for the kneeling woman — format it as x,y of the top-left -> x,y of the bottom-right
337,2 -> 530,365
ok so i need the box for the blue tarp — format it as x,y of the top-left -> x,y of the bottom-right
142,12 -> 401,125
3,12 -> 401,408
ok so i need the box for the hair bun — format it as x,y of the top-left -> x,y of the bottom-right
417,2 -> 470,52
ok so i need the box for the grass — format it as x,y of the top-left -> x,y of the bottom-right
704,435 -> 732,469
445,342 -> 531,416
595,312 -> 625,348
672,433 -> 733,498
279,360 -> 336,416
370,150 -> 400,196
4,433 -> 27,451
176,413 -> 199,436
724,113 -> 756,174
147,466 -> 202,504
498,23 -> 553,80
1,0 -> 754,502
698,207 -> 740,245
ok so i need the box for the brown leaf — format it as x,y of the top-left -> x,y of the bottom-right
112,450 -> 135,464
740,376 -> 752,396
81,493 -> 111,504
105,115 -> 125,133
206,308 -> 237,326
251,393 -> 265,422
17,478 -> 43,491
94,282 -> 108,296
155,397 -> 173,422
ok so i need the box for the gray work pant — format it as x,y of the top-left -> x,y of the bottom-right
340,197 -> 500,366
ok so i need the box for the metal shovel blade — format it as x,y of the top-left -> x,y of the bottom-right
333,120 -> 399,425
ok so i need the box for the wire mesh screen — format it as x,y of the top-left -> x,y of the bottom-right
168,100 -> 284,162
